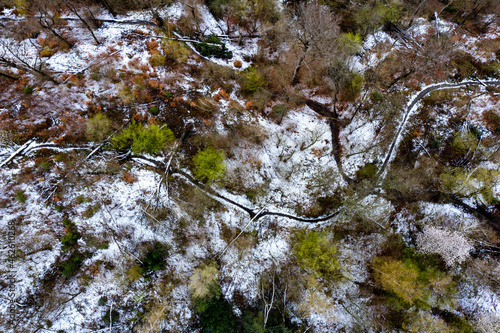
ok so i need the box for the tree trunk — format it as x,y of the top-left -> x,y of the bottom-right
291,50 -> 307,85
64,2 -> 100,45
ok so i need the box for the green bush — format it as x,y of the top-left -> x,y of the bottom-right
272,104 -> 288,124
190,263 -> 221,312
141,242 -> 170,272
293,230 -> 341,279
343,72 -> 364,101
15,190 -> 27,203
149,106 -> 159,115
83,203 -> 101,219
164,90 -> 173,99
198,298 -> 237,333
194,35 -> 232,59
370,91 -> 383,103
86,113 -> 112,142
372,249 -> 456,310
61,219 -> 81,252
102,309 -> 119,326
339,32 -> 363,55
149,53 -> 166,67
61,252 -> 84,278
241,67 -> 267,96
111,121 -> 174,155
356,162 -> 378,181
98,296 -> 107,306
39,160 -> 52,171
75,195 -> 91,204
23,85 -> 33,94
193,147 -> 226,184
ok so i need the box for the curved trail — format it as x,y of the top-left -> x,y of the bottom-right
131,155 -> 342,223
376,79 -> 500,179
3,79 -> 500,224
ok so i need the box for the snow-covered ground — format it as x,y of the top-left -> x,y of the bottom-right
2,2 -> 500,332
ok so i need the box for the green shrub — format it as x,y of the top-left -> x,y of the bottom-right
128,264 -> 144,282
430,138 -> 441,149
61,252 -> 84,278
189,263 -> 221,312
339,32 -> 363,55
343,72 -> 364,101
193,147 -> 226,184
198,298 -> 237,333
86,113 -> 112,142
293,230 -> 341,279
194,35 -> 232,59
90,72 -> 101,81
39,160 -> 52,171
162,39 -> 190,63
102,309 -> 119,326
372,249 -> 456,310
141,242 -> 170,272
370,91 -> 383,103
149,53 -> 166,67
272,104 -> 288,124
75,195 -> 91,204
83,203 -> 101,219
15,190 -> 26,203
61,219 -> 81,252
61,232 -> 81,252
98,296 -> 107,306
111,121 -> 174,155
23,85 -> 33,94
356,162 -> 378,181
149,106 -> 159,115
164,90 -> 173,99
241,67 -> 267,96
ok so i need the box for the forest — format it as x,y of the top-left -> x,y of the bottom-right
1,0 -> 500,332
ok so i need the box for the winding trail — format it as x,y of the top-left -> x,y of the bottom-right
376,79 -> 500,179
2,79 -> 500,225
131,155 -> 341,223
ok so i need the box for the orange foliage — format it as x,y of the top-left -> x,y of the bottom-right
147,80 -> 160,89
146,40 -> 159,51
122,172 -> 137,184
219,89 -> 230,100
132,113 -> 147,123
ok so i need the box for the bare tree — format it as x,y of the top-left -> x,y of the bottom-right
61,0 -> 101,45
33,1 -> 75,48
284,1 -> 340,85
0,35 -> 57,82
417,226 -> 473,266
